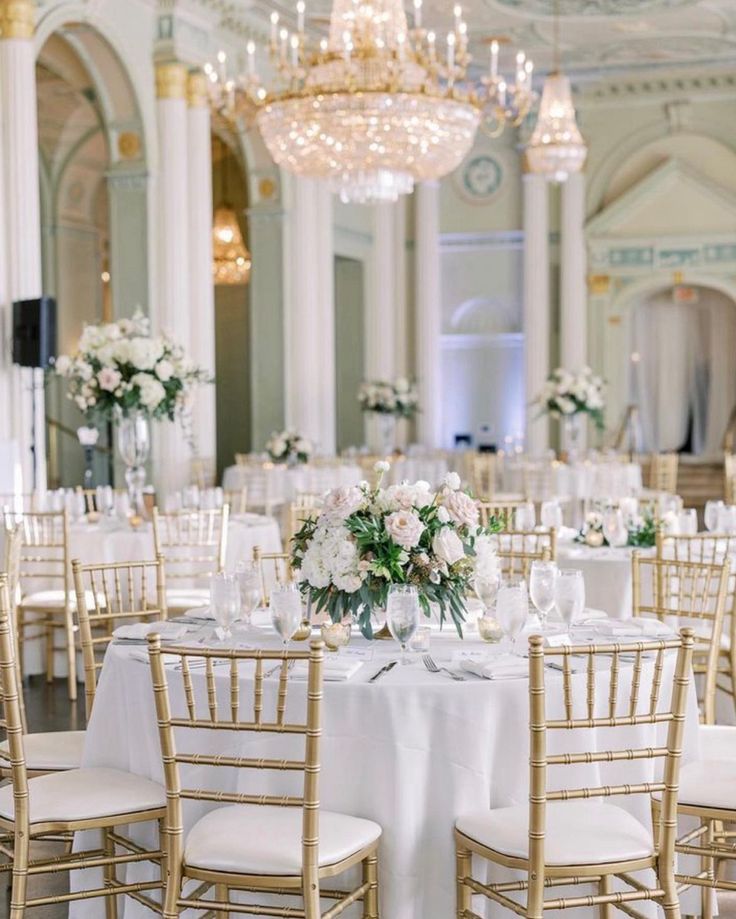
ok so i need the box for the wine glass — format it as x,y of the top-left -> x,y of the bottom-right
540,501 -> 563,531
386,585 -> 420,665
474,570 -> 501,615
496,580 -> 528,653
679,508 -> 698,536
529,560 -> 558,630
211,573 -> 240,644
555,569 -> 585,635
603,508 -> 628,548
515,502 -> 536,531
235,561 -> 261,628
270,583 -> 303,648
705,500 -> 724,533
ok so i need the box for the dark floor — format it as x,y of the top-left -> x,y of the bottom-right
1,679 -> 736,918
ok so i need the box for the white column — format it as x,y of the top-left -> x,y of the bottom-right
186,71 -> 216,471
560,172 -> 587,370
522,173 -> 550,455
414,181 -> 442,449
0,0 -> 46,491
284,176 -> 336,453
154,62 -> 191,496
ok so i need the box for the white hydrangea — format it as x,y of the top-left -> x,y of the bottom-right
300,524 -> 364,593
131,372 -> 165,409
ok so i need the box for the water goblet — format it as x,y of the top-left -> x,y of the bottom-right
515,502 -> 536,532
529,560 -> 558,630
235,561 -> 261,627
474,571 -> 501,615
386,585 -> 420,665
555,569 -> 585,635
270,583 -> 303,649
679,508 -> 698,536
603,508 -> 628,548
211,573 -> 240,644
540,500 -> 563,531
705,500 -> 724,533
496,580 -> 528,653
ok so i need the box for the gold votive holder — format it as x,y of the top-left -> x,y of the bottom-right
292,619 -> 312,642
321,620 -> 352,652
477,615 -> 503,643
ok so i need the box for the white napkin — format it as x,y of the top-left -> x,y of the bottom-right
292,657 -> 363,682
460,656 -> 528,681
184,606 -> 215,620
113,621 -> 191,642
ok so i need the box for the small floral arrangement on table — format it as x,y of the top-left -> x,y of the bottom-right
266,430 -> 313,465
358,378 -> 419,419
576,510 -> 658,549
54,310 -> 210,422
536,366 -> 605,430
291,464 -> 501,637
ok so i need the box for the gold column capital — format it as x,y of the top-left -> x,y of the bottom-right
0,0 -> 35,39
187,70 -> 208,108
155,61 -> 188,100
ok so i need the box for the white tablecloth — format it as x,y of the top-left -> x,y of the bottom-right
502,460 -> 642,502
222,464 -> 362,505
557,542 -> 652,621
74,617 -> 700,919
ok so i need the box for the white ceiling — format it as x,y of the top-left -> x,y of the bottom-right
241,0 -> 736,78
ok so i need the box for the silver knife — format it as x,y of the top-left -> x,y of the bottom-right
369,660 -> 397,683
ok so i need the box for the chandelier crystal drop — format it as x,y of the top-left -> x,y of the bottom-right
205,0 -> 536,204
212,205 -> 252,285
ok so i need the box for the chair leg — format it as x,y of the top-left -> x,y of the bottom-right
701,820 -> 714,919
16,608 -> 25,677
660,853 -> 682,919
64,609 -> 77,702
9,832 -> 28,919
455,840 -> 472,919
103,827 -> 119,919
45,617 -> 54,684
598,873 -> 613,919
163,849 -> 183,919
362,852 -> 379,919
214,883 -> 229,917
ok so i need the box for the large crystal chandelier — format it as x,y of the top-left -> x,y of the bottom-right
205,1 -> 536,204
212,205 -> 252,285
525,0 -> 586,182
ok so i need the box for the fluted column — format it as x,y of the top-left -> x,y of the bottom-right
560,173 -> 587,370
154,62 -> 191,495
0,0 -> 45,490
284,177 -> 335,453
522,173 -> 550,454
186,71 -> 216,470
414,181 -> 442,449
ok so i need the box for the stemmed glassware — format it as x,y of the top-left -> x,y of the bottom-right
386,585 -> 420,665
515,502 -> 536,531
211,572 -> 240,644
270,583 -> 303,648
496,580 -> 528,653
540,501 -> 563,531
474,570 -> 501,615
603,508 -> 628,548
705,500 -> 724,533
235,561 -> 261,628
529,560 -> 558,630
554,569 -> 585,635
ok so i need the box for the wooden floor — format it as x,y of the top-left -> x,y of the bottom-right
0,678 -> 734,918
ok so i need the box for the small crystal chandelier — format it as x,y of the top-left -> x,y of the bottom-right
204,1 -> 536,204
525,1 -> 586,183
212,205 -> 252,285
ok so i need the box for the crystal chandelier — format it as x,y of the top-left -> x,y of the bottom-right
205,1 -> 536,204
212,205 -> 252,285
525,1 -> 586,182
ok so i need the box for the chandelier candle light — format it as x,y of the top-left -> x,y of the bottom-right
204,0 -> 536,203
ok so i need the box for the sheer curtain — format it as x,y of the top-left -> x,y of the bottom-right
630,287 -> 736,458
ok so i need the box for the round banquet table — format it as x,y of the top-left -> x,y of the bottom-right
73,618 -> 700,919
221,464 -> 363,504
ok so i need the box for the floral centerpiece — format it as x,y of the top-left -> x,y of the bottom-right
291,464 -> 500,637
358,378 -> 419,455
266,430 -> 313,465
576,510 -> 658,549
536,367 -> 605,458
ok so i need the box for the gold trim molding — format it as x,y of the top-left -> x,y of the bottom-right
0,0 -> 35,39
155,62 -> 187,100
187,71 -> 208,108
588,274 -> 610,295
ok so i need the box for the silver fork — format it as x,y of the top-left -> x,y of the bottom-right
422,654 -> 465,681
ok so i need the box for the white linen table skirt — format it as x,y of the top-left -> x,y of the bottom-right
556,543 -> 655,621
72,625 -> 700,919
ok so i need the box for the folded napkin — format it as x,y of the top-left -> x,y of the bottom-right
460,656 -> 528,681
113,621 -> 191,642
184,606 -> 215,620
557,526 -> 580,543
292,657 -> 363,682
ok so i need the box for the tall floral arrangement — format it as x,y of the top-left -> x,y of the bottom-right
291,464 -> 500,637
536,366 -> 605,430
54,311 -> 210,423
358,378 -> 419,418
266,430 -> 313,465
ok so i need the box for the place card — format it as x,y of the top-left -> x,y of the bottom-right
544,633 -> 572,648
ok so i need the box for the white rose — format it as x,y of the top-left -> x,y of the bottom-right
97,367 -> 122,392
156,360 -> 174,382
131,372 -> 165,409
322,486 -> 364,522
443,490 -> 480,529
437,505 -> 450,524
444,471 -> 461,491
385,510 -> 425,550
54,355 -> 71,375
432,528 -> 465,566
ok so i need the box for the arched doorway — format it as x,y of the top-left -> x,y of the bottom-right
36,22 -> 147,486
628,284 -> 736,457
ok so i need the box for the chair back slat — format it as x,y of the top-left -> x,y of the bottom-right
471,454 -> 498,501
152,506 -> 229,583
6,509 -> 72,602
495,529 -> 556,580
253,546 -> 293,606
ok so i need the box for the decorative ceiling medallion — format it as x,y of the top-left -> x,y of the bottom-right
491,0 -> 695,16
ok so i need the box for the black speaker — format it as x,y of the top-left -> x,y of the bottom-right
12,297 -> 57,368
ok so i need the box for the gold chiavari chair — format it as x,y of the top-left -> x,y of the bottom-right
75,486 -> 127,516
191,456 -> 216,489
224,486 -> 248,515
724,452 -> 736,504
72,556 -> 168,720
470,453 -> 498,500
647,452 -> 679,494
253,545 -> 293,607
0,493 -> 37,515
152,505 -> 229,614
288,493 -> 323,547
479,500 -> 524,531
0,578 -> 167,917
657,532 -> 736,715
495,529 -> 556,580
147,635 -> 381,919
632,552 -> 729,725
7,509 -> 83,701
455,630 -> 694,919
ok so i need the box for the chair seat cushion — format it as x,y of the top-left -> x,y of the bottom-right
0,767 -> 165,824
165,588 -> 210,612
20,589 -> 103,612
677,757 -> 736,811
456,801 -> 653,865
698,724 -> 736,762
184,804 -> 381,875
0,731 -> 85,772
